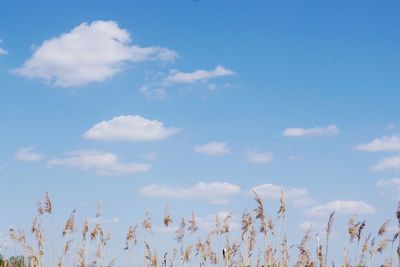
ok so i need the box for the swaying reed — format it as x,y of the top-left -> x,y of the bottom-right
4,193 -> 400,267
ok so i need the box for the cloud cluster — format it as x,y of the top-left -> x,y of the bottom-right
47,150 -> 150,176
139,181 -> 241,204
15,146 -> 43,162
84,115 -> 180,142
194,142 -> 230,156
13,20 -> 178,87
283,124 -> 339,138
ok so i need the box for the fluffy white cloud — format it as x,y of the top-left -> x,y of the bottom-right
84,115 -> 180,141
308,200 -> 376,217
282,124 -> 339,138
371,156 -> 400,171
376,178 -> 400,197
356,135 -> 400,152
194,142 -> 230,156
165,65 -> 235,84
13,20 -> 178,87
246,150 -> 274,164
251,183 -> 314,207
139,181 -> 241,205
0,39 -> 7,56
15,146 -> 43,162
47,150 -> 150,176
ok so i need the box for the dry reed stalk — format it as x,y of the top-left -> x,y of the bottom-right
325,211 -> 335,267
252,190 -> 268,267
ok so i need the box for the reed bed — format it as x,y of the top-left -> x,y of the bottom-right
1,191 -> 399,267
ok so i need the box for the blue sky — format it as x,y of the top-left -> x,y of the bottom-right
1,0 -> 400,264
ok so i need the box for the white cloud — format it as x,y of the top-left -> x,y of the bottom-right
282,124 -> 339,138
371,155 -> 400,171
251,183 -> 314,208
0,39 -> 7,56
15,146 -> 43,162
376,178 -> 400,197
139,181 -> 241,205
13,20 -> 178,87
194,142 -> 230,156
246,150 -> 274,164
308,200 -> 376,217
165,65 -> 235,84
84,115 -> 180,141
0,165 -> 4,171
356,135 -> 400,152
47,150 -> 150,176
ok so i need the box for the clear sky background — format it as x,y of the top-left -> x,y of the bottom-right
1,0 -> 400,264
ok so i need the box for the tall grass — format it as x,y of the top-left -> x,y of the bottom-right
2,192 -> 399,267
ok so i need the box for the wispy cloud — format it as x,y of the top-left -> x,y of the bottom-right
0,39 -> 7,56
307,200 -> 375,217
194,142 -> 230,156
282,124 -> 339,138
13,20 -> 178,87
376,178 -> 400,198
356,135 -> 400,152
15,146 -> 43,162
84,115 -> 180,142
246,150 -> 274,164
138,85 -> 167,100
371,155 -> 400,171
139,181 -> 241,205
251,183 -> 314,207
165,65 -> 235,84
47,150 -> 150,176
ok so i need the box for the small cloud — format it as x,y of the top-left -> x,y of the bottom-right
87,216 -> 120,224
194,142 -> 230,156
371,155 -> 400,171
84,115 -> 180,142
139,181 -> 241,205
47,150 -> 150,176
0,165 -> 4,171
288,155 -> 303,160
299,220 -> 326,232
356,135 -> 400,152
251,183 -> 314,208
13,21 -> 178,87
376,178 -> 400,198
246,150 -> 273,164
15,146 -> 43,162
0,39 -> 7,56
387,123 -> 397,130
282,124 -> 339,138
208,84 -> 217,91
141,152 -> 158,161
308,200 -> 375,217
165,65 -> 235,84
138,85 -> 167,100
